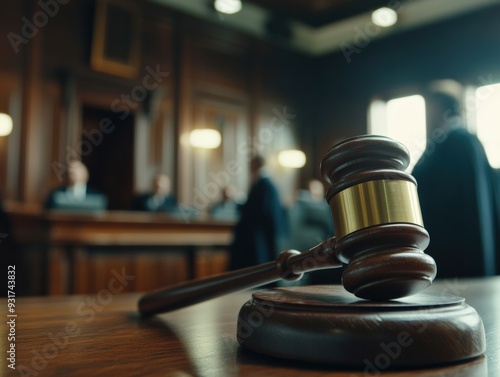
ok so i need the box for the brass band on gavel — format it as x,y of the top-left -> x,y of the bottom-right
330,179 -> 424,240
320,135 -> 436,300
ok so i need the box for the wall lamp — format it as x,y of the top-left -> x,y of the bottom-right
278,149 -> 306,168
371,7 -> 398,27
0,113 -> 13,137
189,129 -> 222,149
213,0 -> 242,15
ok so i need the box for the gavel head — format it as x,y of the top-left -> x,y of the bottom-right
321,135 -> 437,300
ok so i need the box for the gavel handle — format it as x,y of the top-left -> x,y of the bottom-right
138,237 -> 339,316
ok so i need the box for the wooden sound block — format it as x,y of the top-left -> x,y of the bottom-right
237,285 -> 485,367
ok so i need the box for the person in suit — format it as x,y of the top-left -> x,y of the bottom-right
45,160 -> 107,210
132,173 -> 177,213
412,89 -> 497,277
228,155 -> 288,270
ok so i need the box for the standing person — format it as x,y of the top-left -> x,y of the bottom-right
229,155 -> 288,270
132,173 -> 177,213
412,88 -> 497,277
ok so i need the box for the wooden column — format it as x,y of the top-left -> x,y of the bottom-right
18,0 -> 45,203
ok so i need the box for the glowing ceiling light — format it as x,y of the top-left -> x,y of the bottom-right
0,113 -> 13,136
189,129 -> 222,149
278,150 -> 306,168
214,0 -> 242,15
371,7 -> 398,28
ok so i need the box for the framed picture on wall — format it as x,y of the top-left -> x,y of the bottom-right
91,0 -> 141,78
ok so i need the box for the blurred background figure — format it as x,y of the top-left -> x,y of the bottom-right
286,179 -> 333,251
282,179 -> 337,285
228,155 -> 288,270
209,185 -> 241,221
133,173 -> 177,213
412,86 -> 498,277
307,179 -> 327,202
45,160 -> 108,211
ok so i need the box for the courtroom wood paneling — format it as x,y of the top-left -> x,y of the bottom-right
247,45 -> 312,201
81,105 -> 135,210
0,0 -> 307,205
133,251 -> 189,292
176,18 -> 310,207
39,0 -> 178,201
68,249 -> 228,295
71,248 -> 192,294
191,93 -> 249,207
0,74 -> 22,200
0,2 -> 25,72
6,208 -> 234,295
71,248 -> 226,294
0,1 -> 24,200
176,20 -> 253,207
134,4 -> 176,193
4,1 -> 500,206
87,252 -> 137,293
195,249 -> 229,278
42,0 -> 94,72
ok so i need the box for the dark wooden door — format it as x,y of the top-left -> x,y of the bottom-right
81,106 -> 134,210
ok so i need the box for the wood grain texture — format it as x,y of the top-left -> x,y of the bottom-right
3,277 -> 499,376
238,286 -> 485,366
138,238 -> 340,315
6,209 -> 234,295
320,135 -> 437,300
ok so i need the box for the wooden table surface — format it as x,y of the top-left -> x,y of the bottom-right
3,277 -> 499,376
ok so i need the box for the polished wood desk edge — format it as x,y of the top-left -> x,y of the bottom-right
5,205 -> 236,226
4,278 -> 498,377
6,207 -> 236,245
12,276 -> 500,303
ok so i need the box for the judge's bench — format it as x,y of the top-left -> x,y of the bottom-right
5,203 -> 234,296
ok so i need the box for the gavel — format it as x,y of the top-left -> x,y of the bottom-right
139,135 -> 437,316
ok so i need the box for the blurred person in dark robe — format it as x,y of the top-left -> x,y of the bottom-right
229,155 -> 288,270
412,88 -> 497,277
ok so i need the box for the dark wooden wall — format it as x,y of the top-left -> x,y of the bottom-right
310,4 -> 500,172
3,1 -> 500,294
3,1 -> 500,207
0,0 -> 311,209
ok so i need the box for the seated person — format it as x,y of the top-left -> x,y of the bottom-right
209,185 -> 241,221
45,160 -> 107,211
132,173 -> 177,213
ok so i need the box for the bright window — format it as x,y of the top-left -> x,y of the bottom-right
474,83 -> 500,168
369,95 -> 426,172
